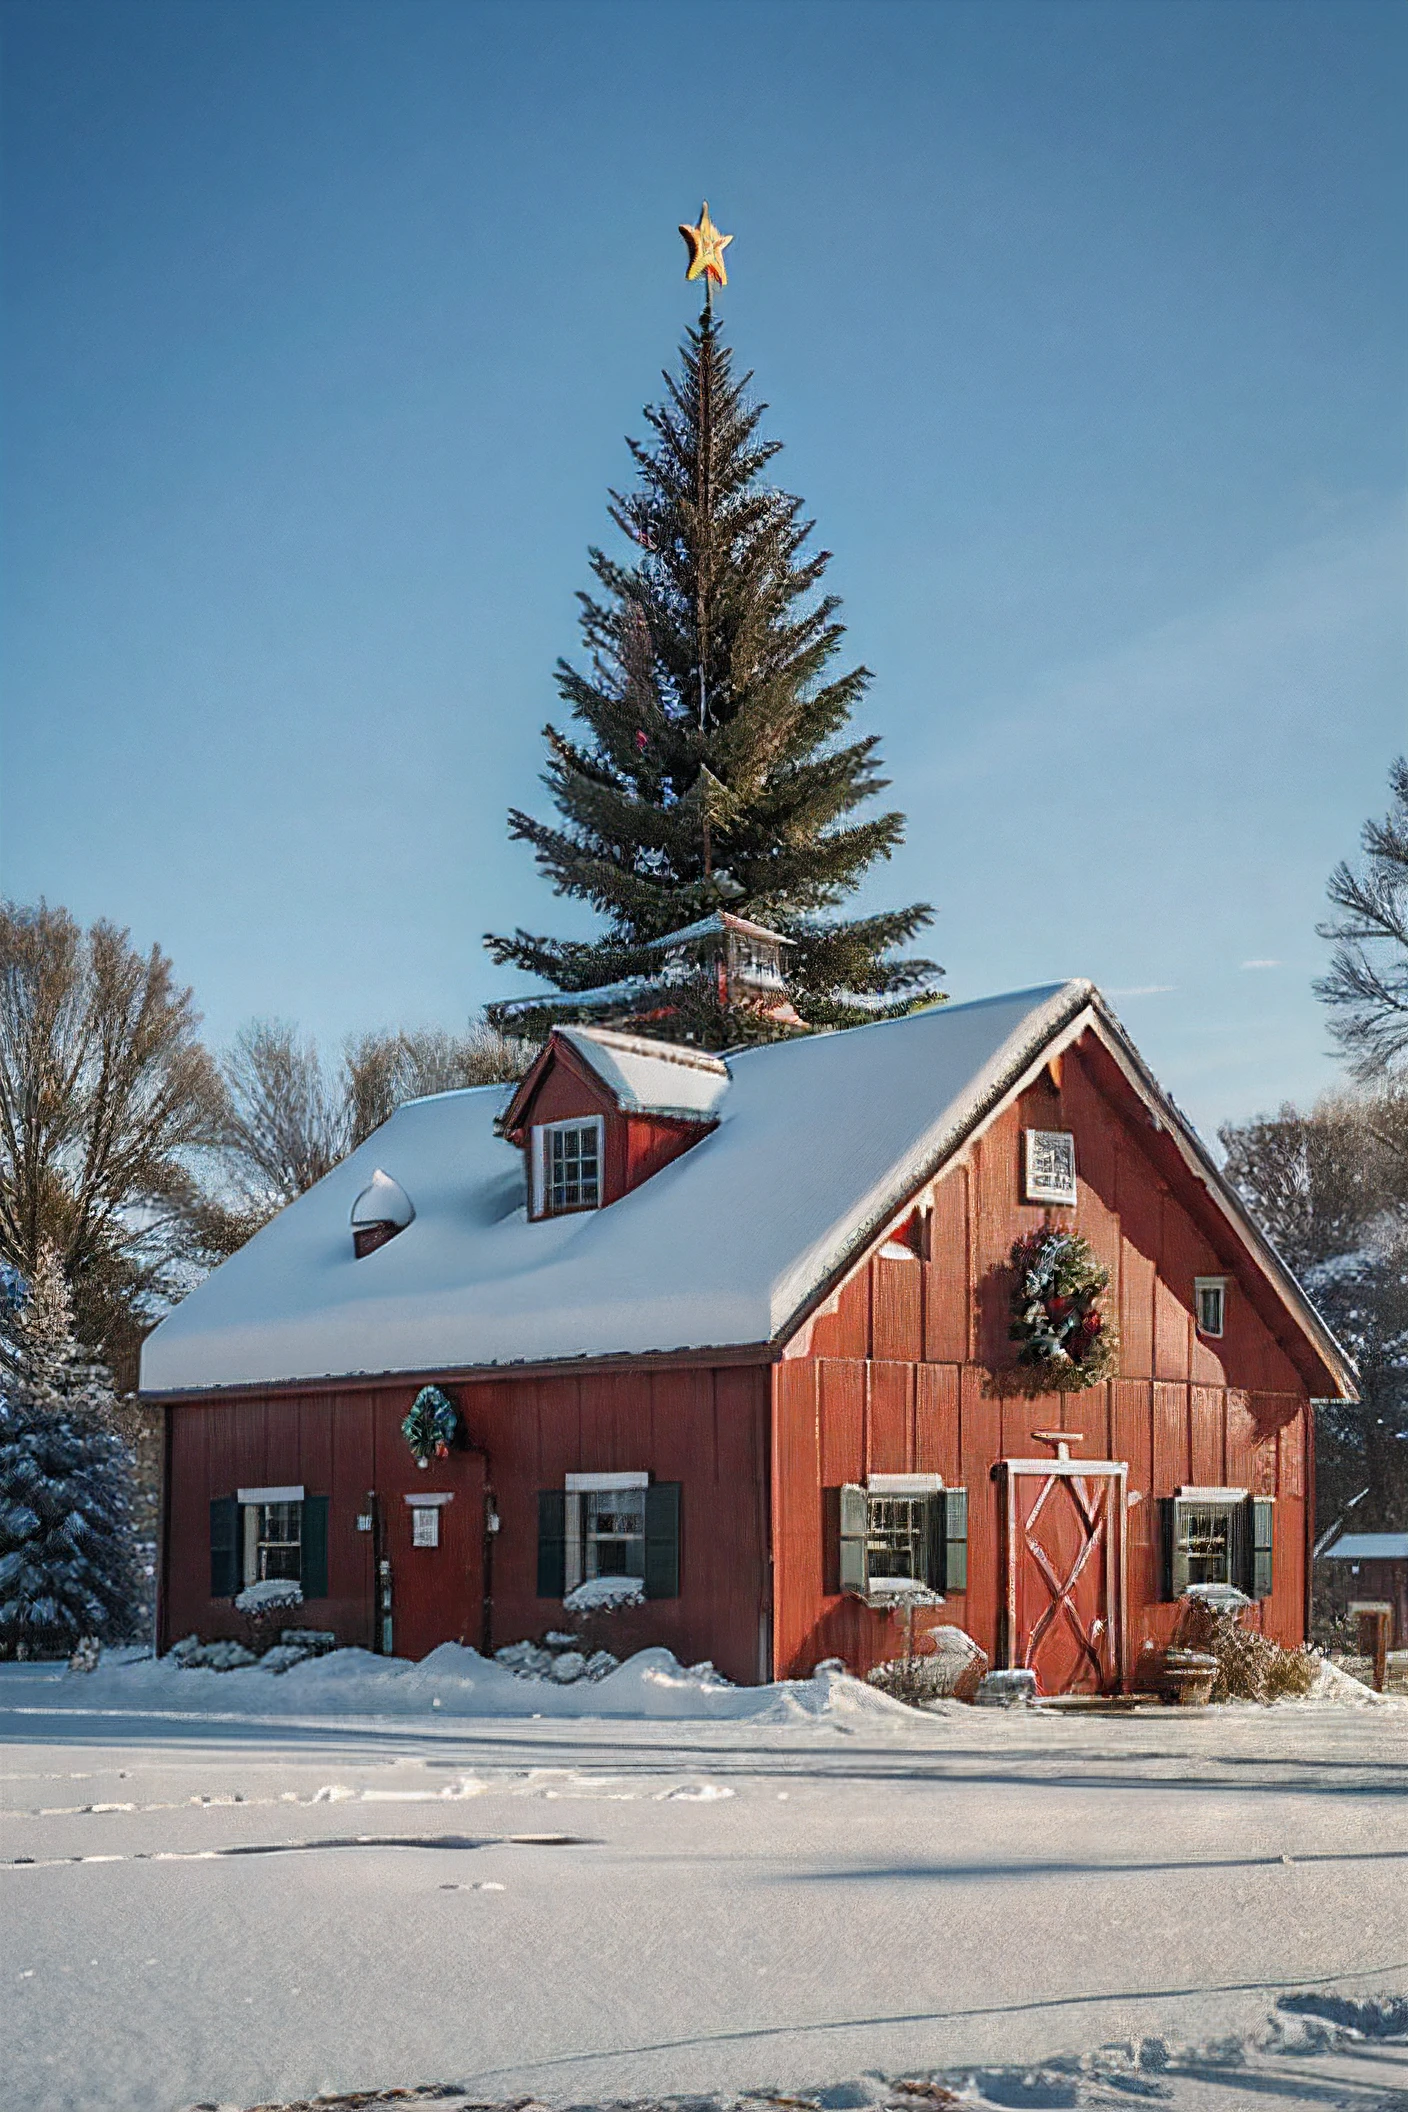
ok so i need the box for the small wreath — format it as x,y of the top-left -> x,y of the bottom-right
402,1385 -> 460,1467
1007,1224 -> 1118,1393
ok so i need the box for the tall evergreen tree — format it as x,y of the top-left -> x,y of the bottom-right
0,1243 -> 140,1657
485,304 -> 939,1042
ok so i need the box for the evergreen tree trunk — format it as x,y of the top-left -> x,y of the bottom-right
485,307 -> 939,1046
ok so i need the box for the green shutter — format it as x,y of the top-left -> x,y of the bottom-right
1165,1497 -> 1190,1599
937,1487 -> 968,1592
838,1483 -> 868,1595
537,1489 -> 567,1598
300,1496 -> 329,1600
1249,1497 -> 1274,1600
210,1497 -> 240,1598
644,1482 -> 681,1600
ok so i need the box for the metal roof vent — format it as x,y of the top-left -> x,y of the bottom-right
350,1168 -> 415,1259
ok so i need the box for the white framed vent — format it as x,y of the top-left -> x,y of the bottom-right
1024,1128 -> 1077,1206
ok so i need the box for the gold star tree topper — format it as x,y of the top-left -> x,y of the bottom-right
679,201 -> 732,287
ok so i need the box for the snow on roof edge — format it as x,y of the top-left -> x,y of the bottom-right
767,980 -> 1095,1336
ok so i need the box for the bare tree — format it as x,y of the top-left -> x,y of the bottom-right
218,1019 -> 533,1228
220,1021 -> 353,1213
1220,1088 -> 1408,1532
345,1025 -> 534,1144
1316,756 -> 1408,1079
0,902 -> 223,1375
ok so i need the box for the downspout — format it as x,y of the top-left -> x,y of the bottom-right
155,1403 -> 174,1656
1303,1402 -> 1317,1646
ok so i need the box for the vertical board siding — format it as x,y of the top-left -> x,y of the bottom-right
163,1361 -> 771,1686
925,1168 -> 969,1363
770,1038 -> 1313,1682
872,1258 -> 923,1364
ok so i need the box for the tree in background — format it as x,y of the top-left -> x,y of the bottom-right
0,1242 -> 140,1657
1220,1091 -> 1408,1533
485,305 -> 939,1043
211,1019 -> 531,1241
1316,756 -> 1408,1080
0,901 -> 223,1384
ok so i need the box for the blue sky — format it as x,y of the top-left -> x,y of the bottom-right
2,0 -> 1403,1142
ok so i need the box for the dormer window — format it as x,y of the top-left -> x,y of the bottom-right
532,1116 -> 604,1216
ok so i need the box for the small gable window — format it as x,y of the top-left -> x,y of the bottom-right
533,1116 -> 604,1216
1195,1277 -> 1226,1337
1024,1129 -> 1077,1207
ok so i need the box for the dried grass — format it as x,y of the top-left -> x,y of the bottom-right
1172,1597 -> 1316,1703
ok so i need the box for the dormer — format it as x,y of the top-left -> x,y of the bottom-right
497,1026 -> 729,1222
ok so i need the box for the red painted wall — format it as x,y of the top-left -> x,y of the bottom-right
770,1037 -> 1313,1685
161,1362 -> 771,1686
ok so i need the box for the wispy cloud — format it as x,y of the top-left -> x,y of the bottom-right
1108,984 -> 1175,997
1240,959 -> 1280,970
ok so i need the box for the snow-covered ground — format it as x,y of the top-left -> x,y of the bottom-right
2,1651 -> 1404,2112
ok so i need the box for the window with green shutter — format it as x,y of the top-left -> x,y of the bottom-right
1161,1489 -> 1270,1599
836,1483 -> 966,1600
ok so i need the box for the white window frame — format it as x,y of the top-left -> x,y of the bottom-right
863,1474 -> 945,1599
532,1114 -> 606,1217
241,1497 -> 303,1587
1024,1128 -> 1078,1207
1195,1277 -> 1227,1337
562,1470 -> 649,1592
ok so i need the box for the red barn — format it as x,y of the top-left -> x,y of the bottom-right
142,983 -> 1354,1694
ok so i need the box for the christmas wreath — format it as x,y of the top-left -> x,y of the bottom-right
402,1386 -> 460,1467
1007,1225 -> 1118,1393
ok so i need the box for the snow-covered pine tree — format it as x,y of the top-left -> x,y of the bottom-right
485,305 -> 940,1044
0,1243 -> 140,1657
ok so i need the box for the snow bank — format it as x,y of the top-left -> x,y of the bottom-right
52,1642 -> 928,1726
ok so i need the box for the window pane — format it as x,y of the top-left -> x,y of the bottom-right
548,1123 -> 600,1211
257,1500 -> 302,1583
865,1494 -> 928,1582
1179,1503 -> 1232,1586
584,1486 -> 645,1578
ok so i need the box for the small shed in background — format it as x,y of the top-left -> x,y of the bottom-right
1319,1531 -> 1408,1648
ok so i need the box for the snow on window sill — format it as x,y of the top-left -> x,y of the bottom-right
563,1575 -> 646,1613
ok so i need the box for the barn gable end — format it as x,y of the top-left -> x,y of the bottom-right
770,1028 -> 1321,1686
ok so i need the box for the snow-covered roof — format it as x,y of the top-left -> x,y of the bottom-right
1321,1534 -> 1408,1562
554,1025 -> 730,1123
139,979 -> 1355,1399
350,1168 -> 415,1229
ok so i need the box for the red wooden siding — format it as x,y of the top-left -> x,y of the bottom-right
163,1362 -> 771,1686
772,1035 -> 1312,1684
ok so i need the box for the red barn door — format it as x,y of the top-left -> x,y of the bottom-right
999,1447 -> 1128,1694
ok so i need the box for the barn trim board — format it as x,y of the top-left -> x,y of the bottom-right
143,983 -> 1355,1694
